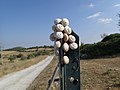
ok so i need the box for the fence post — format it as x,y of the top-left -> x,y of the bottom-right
59,31 -> 80,90
50,18 -> 80,90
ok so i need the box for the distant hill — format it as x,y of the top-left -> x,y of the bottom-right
5,47 -> 26,51
80,33 -> 120,59
5,45 -> 54,51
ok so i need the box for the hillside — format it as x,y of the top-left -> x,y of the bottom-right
80,33 -> 120,59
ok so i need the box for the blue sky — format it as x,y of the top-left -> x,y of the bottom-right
0,0 -> 120,49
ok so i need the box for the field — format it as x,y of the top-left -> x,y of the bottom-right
0,48 -> 53,77
27,56 -> 120,90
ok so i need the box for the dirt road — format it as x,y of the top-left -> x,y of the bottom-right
0,56 -> 54,90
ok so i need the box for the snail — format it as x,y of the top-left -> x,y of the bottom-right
55,49 -> 59,56
63,56 -> 69,64
56,24 -> 64,32
52,25 -> 56,32
54,41 -> 59,56
61,18 -> 69,26
54,32 -> 64,39
69,35 -> 76,42
63,33 -> 69,42
50,33 -> 56,41
55,41 -> 61,48
63,43 -> 69,52
69,42 -> 78,50
64,26 -> 72,35
54,18 -> 62,25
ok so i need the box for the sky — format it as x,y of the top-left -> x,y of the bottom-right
0,0 -> 120,49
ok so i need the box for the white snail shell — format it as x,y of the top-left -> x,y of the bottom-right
54,18 -> 62,25
54,42 -> 59,56
54,32 -> 63,39
79,41 -> 81,46
52,25 -> 56,32
70,42 -> 78,50
50,33 -> 55,41
63,43 -> 69,52
55,49 -> 59,56
61,18 -> 69,26
63,56 -> 69,64
64,26 -> 72,35
63,33 -> 69,42
56,24 -> 64,32
69,35 -> 76,42
55,41 -> 61,48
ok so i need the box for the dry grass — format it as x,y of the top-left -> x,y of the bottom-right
27,57 -> 120,90
81,57 -> 120,90
2,51 -> 17,55
25,48 -> 53,52
0,55 -> 47,77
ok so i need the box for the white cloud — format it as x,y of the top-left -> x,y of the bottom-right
87,12 -> 101,19
89,3 -> 95,8
114,4 -> 120,7
98,18 -> 112,24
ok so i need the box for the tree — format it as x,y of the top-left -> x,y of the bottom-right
100,33 -> 108,39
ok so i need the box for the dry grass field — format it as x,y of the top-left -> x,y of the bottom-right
0,50 -> 48,78
27,56 -> 120,90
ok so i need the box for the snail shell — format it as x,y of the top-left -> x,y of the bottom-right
54,32 -> 63,39
63,33 -> 69,42
55,41 -> 61,48
56,24 -> 64,32
61,18 -> 69,26
55,49 -> 59,56
69,35 -> 76,42
54,42 -> 59,56
64,26 -> 72,35
54,18 -> 62,25
70,42 -> 78,50
50,33 -> 55,41
63,43 -> 69,52
63,56 -> 69,64
52,25 -> 56,32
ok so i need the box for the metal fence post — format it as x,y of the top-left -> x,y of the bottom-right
59,31 -> 80,90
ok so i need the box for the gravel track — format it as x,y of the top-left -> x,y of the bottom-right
0,56 -> 54,90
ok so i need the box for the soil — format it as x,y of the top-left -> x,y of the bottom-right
27,56 -> 120,90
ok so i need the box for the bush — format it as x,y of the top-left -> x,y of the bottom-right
17,53 -> 24,58
8,55 -> 17,62
20,55 -> 27,60
80,33 -> 120,59
27,54 -> 35,59
41,50 -> 50,55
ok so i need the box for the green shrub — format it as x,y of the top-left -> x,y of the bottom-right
20,55 -> 27,60
27,54 -> 35,59
17,53 -> 24,58
8,55 -> 17,62
80,33 -> 120,59
41,50 -> 50,55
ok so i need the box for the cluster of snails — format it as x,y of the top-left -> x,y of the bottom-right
50,18 -> 78,64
